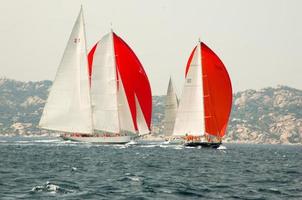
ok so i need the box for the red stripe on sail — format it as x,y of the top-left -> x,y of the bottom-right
113,33 -> 152,131
185,46 -> 197,77
201,42 -> 232,138
87,43 -> 98,86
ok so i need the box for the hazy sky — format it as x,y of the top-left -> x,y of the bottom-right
0,0 -> 301,95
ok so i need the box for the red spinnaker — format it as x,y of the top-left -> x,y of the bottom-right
87,43 -> 97,85
201,42 -> 232,137
113,33 -> 152,131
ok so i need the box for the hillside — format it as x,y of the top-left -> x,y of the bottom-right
0,78 -> 301,144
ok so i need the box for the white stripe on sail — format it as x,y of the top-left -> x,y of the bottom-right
173,44 -> 205,136
39,8 -> 93,134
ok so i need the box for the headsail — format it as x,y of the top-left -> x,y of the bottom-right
173,44 -> 205,136
163,77 -> 178,136
39,8 -> 92,134
135,95 -> 150,135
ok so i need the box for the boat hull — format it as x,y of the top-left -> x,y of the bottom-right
60,134 -> 131,144
184,142 -> 221,149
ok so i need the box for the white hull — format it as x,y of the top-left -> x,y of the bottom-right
61,134 -> 131,144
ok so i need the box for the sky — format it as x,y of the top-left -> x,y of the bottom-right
0,0 -> 301,95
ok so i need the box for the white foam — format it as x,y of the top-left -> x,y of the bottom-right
173,146 -> 184,150
127,140 -> 137,145
217,145 -> 227,150
31,181 -> 61,193
128,176 -> 140,182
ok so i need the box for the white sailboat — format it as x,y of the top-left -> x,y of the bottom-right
39,8 -> 152,143
163,77 -> 178,137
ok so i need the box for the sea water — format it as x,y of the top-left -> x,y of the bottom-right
0,136 -> 301,199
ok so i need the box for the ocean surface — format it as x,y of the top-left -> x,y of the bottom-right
0,136 -> 301,200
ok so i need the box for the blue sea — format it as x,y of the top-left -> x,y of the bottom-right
0,136 -> 301,199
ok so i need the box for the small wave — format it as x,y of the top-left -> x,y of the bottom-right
161,141 -> 170,145
128,176 -> 141,182
33,139 -> 61,143
173,145 -> 184,150
140,144 -> 158,148
17,141 -> 31,143
217,145 -> 227,150
31,181 -> 60,193
31,181 -> 75,194
127,140 -> 137,145
118,145 -> 128,149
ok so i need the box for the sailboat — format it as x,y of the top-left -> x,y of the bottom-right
163,77 -> 178,137
39,8 -> 152,144
172,41 -> 232,148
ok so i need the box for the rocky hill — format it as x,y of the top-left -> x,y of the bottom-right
0,78 -> 301,144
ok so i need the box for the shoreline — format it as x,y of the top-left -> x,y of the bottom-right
0,134 -> 301,145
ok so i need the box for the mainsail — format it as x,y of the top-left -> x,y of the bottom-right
173,42 -> 232,138
88,32 -> 152,134
173,44 -> 205,136
163,77 -> 178,136
39,8 -> 92,134
89,32 -> 120,133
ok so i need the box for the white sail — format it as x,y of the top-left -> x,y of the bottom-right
173,44 -> 205,136
117,71 -> 136,133
39,8 -> 93,134
135,95 -> 150,135
90,32 -> 120,133
163,77 -> 178,136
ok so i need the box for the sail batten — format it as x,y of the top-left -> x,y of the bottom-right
39,8 -> 92,134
